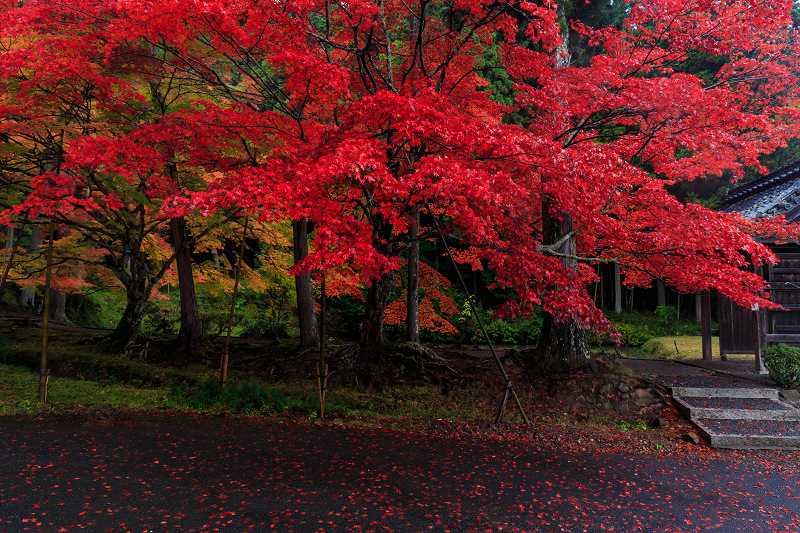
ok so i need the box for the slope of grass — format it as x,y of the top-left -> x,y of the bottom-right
0,363 -> 169,415
637,335 -> 757,360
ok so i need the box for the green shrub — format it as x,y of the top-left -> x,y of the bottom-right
170,378 -> 317,413
654,305 -> 678,323
615,323 -> 654,346
485,319 -> 516,344
588,309 -> 702,347
141,299 -> 180,336
763,344 -> 800,389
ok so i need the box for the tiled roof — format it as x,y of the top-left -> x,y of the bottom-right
719,160 -> 800,221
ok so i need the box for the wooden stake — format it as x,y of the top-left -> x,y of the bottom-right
219,216 -> 249,389
495,382 -> 512,424
428,205 -> 530,425
39,218 -> 55,404
318,275 -> 328,419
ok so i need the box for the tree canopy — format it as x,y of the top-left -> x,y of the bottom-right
1,0 -> 799,374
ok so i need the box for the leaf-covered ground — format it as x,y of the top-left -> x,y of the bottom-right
2,419 -> 800,532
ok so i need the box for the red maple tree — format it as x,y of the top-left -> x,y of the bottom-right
2,0 -> 800,379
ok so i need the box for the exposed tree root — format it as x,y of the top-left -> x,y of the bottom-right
328,341 -> 459,389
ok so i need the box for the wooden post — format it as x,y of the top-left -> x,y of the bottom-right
430,205 -> 530,425
39,218 -> 55,404
219,216 -> 249,389
700,291 -> 712,361
754,306 -> 767,372
318,275 -> 328,420
719,298 -> 729,361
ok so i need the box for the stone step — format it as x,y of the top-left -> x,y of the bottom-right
692,418 -> 800,450
672,395 -> 800,421
672,386 -> 779,399
672,386 -> 800,450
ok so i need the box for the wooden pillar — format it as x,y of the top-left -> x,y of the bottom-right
754,307 -> 767,372
754,264 -> 767,372
700,291 -> 712,361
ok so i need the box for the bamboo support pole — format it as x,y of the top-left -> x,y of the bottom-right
39,218 -> 55,404
428,206 -> 530,425
219,216 -> 249,389
318,275 -> 328,420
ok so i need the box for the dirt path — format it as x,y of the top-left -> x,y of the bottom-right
2,419 -> 799,532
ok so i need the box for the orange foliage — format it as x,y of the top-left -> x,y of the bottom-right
384,261 -> 459,334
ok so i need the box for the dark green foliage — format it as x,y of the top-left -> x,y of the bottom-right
70,290 -> 127,330
235,285 -> 292,340
197,291 -> 231,338
327,295 -> 366,341
588,310 -> 703,347
763,344 -> 800,389
0,336 -> 8,365
654,305 -> 678,323
563,0 -> 627,67
170,378 -> 318,413
141,299 -> 180,336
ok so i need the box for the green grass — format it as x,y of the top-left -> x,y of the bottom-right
0,361 -> 493,423
638,335 -> 751,361
0,363 -> 170,415
170,378 -> 321,414
0,323 -> 203,387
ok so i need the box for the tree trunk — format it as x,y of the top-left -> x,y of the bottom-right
293,218 -> 318,350
657,279 -> 666,307
695,291 -> 702,322
614,264 -> 623,314
405,204 -> 420,343
51,291 -> 67,322
533,205 -> 590,373
537,316 -> 591,373
107,255 -> 151,350
171,216 -> 202,357
358,268 -> 395,381
4,225 -> 13,250
357,219 -> 395,384
19,225 -> 42,309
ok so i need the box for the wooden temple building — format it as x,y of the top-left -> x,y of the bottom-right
716,159 -> 800,370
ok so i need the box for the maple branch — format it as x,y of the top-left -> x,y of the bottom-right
378,0 -> 395,92
432,5 -> 505,93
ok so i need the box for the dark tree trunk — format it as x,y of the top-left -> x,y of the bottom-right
657,279 -> 666,307
108,255 -> 151,349
19,225 -> 42,309
533,205 -> 590,373
171,216 -> 202,357
51,291 -> 67,322
406,204 -> 420,343
293,218 -> 318,350
4,225 -> 13,250
356,220 -> 395,384
358,268 -> 395,378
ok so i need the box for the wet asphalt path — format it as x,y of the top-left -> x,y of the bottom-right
1,420 -> 799,532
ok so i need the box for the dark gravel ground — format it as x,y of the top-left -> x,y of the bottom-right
620,359 -> 769,389
2,419 -> 800,532
658,376 -> 766,389
680,397 -> 791,411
